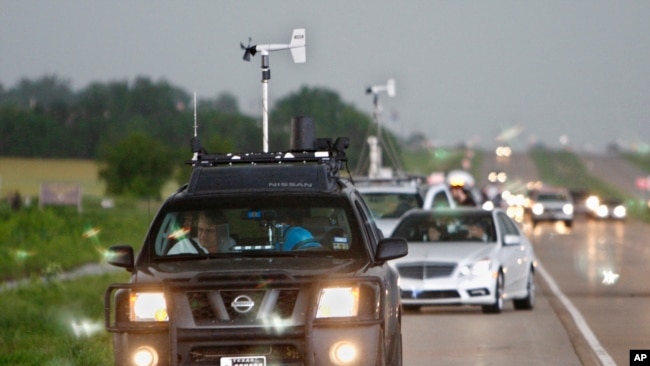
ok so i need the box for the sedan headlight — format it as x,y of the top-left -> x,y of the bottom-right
460,258 -> 492,277
316,287 -> 359,318
586,195 -> 600,211
130,292 -> 168,322
595,205 -> 609,218
562,203 -> 574,215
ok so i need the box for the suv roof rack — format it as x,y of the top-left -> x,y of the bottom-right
187,136 -> 350,173
354,174 -> 426,186
184,137 -> 351,195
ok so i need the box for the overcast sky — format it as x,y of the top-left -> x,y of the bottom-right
2,1 -> 649,152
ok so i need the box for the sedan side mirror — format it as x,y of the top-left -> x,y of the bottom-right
106,245 -> 135,271
503,234 -> 521,246
375,238 -> 408,262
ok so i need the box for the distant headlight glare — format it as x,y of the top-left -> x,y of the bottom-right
316,287 -> 359,318
532,203 -> 544,215
613,205 -> 626,218
562,204 -> 574,215
131,292 -> 168,322
586,195 -> 600,211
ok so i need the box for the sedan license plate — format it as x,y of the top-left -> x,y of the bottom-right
220,356 -> 266,366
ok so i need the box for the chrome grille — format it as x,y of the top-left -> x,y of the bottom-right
186,289 -> 299,324
397,262 -> 456,279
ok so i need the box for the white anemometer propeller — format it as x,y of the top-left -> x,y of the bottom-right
240,28 -> 306,63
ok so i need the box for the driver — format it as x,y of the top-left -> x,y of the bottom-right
168,211 -> 235,254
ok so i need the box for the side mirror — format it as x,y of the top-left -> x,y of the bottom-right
106,245 -> 135,270
375,238 -> 408,262
503,234 -> 521,246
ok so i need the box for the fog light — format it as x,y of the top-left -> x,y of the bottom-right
133,346 -> 158,366
468,288 -> 489,297
330,341 -> 357,365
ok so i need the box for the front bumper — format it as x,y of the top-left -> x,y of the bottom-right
111,324 -> 383,366
399,274 -> 496,306
105,274 -> 392,366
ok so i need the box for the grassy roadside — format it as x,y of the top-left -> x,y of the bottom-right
0,157 -> 161,365
0,271 -> 130,365
529,148 -> 623,197
0,198 -> 153,282
401,146 -> 480,178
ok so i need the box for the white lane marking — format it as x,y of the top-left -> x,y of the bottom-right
537,263 -> 616,366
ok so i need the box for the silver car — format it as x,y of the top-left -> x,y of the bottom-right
390,208 -> 537,313
527,188 -> 574,227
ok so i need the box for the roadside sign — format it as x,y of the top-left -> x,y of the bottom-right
636,176 -> 650,191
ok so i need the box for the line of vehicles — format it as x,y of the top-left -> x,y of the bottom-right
357,169 -> 537,316
102,131 -> 629,365
356,166 -> 628,317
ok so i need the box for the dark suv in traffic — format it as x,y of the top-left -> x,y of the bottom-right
104,122 -> 408,366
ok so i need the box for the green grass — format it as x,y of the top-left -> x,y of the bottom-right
401,146 -> 474,177
0,271 -> 130,366
622,152 -> 650,174
0,158 -> 104,198
0,157 -> 180,202
0,199 -> 152,282
529,148 -> 623,197
0,157 -> 163,365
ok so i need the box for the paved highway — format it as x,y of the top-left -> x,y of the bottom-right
401,152 -> 650,365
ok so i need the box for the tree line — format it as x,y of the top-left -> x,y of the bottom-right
0,75 -> 404,198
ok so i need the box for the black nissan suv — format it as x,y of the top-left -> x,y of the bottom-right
104,122 -> 408,366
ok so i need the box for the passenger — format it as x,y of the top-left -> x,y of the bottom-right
466,221 -> 489,242
450,184 -> 477,207
425,224 -> 442,242
279,211 -> 321,251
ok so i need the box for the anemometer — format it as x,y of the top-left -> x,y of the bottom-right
240,29 -> 307,152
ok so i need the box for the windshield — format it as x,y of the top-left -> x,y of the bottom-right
391,211 -> 496,243
536,192 -> 570,202
361,192 -> 422,218
150,196 -> 360,258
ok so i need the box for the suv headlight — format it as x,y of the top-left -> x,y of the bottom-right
130,292 -> 168,322
316,287 -> 359,318
532,203 -> 544,215
315,281 -> 381,320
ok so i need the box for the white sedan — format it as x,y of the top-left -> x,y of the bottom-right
390,207 -> 537,313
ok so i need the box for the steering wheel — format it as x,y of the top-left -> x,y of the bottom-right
292,237 -> 323,250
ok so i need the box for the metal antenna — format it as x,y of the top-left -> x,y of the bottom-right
240,28 -> 306,152
191,91 -> 200,162
193,92 -> 198,137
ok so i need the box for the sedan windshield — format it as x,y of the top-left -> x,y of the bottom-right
391,211 -> 496,243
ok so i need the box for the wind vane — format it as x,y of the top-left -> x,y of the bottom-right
240,28 -> 306,152
364,79 -> 398,178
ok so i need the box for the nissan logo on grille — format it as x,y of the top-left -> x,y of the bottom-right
231,295 -> 255,313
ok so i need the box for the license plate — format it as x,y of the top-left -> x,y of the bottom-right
220,356 -> 266,366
